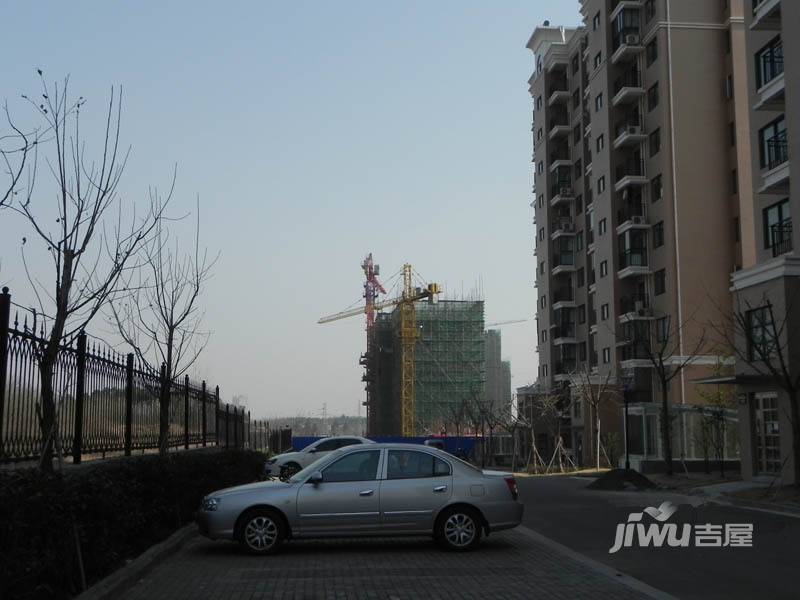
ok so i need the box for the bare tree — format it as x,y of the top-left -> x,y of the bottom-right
694,355 -> 735,477
570,364 -> 619,470
625,314 -> 707,476
710,292 -> 800,485
9,74 -> 167,470
112,198 -> 216,456
1,101 -> 37,210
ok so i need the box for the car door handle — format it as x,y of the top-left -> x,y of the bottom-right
433,485 -> 447,493
359,489 -> 374,496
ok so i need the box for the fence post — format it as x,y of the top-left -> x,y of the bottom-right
124,353 -> 133,456
184,374 -> 190,450
72,331 -> 87,464
233,406 -> 239,448
225,404 -> 230,449
201,380 -> 207,447
215,386 -> 220,446
0,288 -> 10,460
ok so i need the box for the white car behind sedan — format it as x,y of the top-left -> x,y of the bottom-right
265,436 -> 374,480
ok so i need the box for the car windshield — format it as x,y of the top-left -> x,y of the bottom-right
288,448 -> 344,483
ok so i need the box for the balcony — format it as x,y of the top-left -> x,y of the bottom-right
750,0 -> 782,31
548,79 -> 571,107
552,252 -> 577,276
618,248 -> 650,278
613,120 -> 647,149
552,322 -> 577,345
770,221 -> 793,257
758,131 -> 789,195
616,203 -> 650,234
554,359 -> 577,376
620,344 -> 652,368
549,149 -> 572,172
619,293 -> 654,322
551,217 -> 577,240
552,286 -> 577,310
755,42 -> 785,111
612,70 -> 645,106
611,30 -> 643,65
614,159 -> 648,192
610,0 -> 643,22
548,114 -> 571,140
550,183 -> 575,207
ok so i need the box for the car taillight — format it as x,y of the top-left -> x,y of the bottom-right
504,477 -> 519,501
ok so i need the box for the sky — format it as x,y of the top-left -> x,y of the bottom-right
0,1 -> 582,419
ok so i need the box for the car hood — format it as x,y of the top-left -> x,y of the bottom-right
271,451 -> 302,463
211,479 -> 293,498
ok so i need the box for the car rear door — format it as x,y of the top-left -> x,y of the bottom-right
296,449 -> 383,536
379,449 -> 453,533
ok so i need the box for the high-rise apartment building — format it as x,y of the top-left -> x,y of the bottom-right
527,1 -> 745,469
730,0 -> 798,485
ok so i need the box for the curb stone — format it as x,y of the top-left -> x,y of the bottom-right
77,524 -> 197,600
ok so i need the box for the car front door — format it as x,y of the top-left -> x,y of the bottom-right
379,450 -> 453,533
300,438 -> 340,468
296,449 -> 383,536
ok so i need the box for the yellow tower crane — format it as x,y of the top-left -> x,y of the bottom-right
318,262 -> 440,437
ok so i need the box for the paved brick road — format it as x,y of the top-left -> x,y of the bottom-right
118,529 -> 654,600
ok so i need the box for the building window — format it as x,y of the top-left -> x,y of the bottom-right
655,269 -> 666,295
593,12 -> 600,31
763,198 -> 791,252
573,89 -> 581,109
646,39 -> 658,66
572,54 -> 580,75
600,260 -> 608,277
651,174 -> 662,202
578,303 -> 586,323
579,343 -> 587,363
656,317 -> 669,342
538,227 -> 544,241
747,306 -> 776,360
594,51 -> 602,69
724,29 -> 731,54
645,0 -> 655,22
602,347 -> 611,364
653,221 -> 664,248
536,96 -> 542,110
543,364 -> 548,376
601,303 -> 609,320
576,194 -> 584,214
724,74 -> 733,99
595,93 -> 603,112
541,329 -> 547,342
649,128 -> 661,157
756,36 -> 784,88
537,128 -> 543,141
537,161 -> 544,174
599,218 -> 607,235
574,124 -> 582,144
598,176 -> 606,194
734,217 -> 740,243
577,267 -> 585,288
538,194 -> 544,208
759,116 -> 787,170
540,294 -> 547,308
729,121 -> 736,146
540,261 -> 545,274
731,168 -> 738,195
648,82 -> 659,111
596,134 -> 604,153
577,231 -> 584,250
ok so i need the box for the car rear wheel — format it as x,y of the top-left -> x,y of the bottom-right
279,462 -> 301,481
237,509 -> 284,555
435,507 -> 482,551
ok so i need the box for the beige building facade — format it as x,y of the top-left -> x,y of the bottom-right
527,1 -> 747,470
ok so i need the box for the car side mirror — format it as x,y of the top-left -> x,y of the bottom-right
308,471 -> 323,485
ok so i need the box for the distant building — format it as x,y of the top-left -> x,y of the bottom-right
485,330 -> 513,417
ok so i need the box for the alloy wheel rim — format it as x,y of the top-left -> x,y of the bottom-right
244,516 -> 278,550
444,513 -> 476,547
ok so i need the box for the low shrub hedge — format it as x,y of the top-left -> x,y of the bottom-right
0,448 -> 266,600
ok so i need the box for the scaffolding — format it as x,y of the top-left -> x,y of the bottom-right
395,300 -> 486,434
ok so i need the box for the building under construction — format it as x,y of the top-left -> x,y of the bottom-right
367,300 -> 486,436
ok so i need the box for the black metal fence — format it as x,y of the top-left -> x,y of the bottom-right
0,288 -> 286,464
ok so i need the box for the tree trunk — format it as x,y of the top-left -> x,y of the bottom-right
661,379 -> 673,475
596,413 -> 601,471
38,354 -> 57,472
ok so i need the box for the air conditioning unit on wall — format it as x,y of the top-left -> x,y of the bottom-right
625,34 -> 640,46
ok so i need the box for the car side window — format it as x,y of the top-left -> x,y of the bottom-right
314,439 -> 339,452
322,450 -> 380,482
387,450 -> 451,480
337,438 -> 361,449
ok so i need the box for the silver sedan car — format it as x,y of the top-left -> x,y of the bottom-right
196,443 -> 523,554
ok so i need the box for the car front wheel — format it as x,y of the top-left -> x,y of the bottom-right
435,507 -> 482,552
237,509 -> 285,555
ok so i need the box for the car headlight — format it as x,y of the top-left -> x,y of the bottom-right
202,497 -> 221,512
